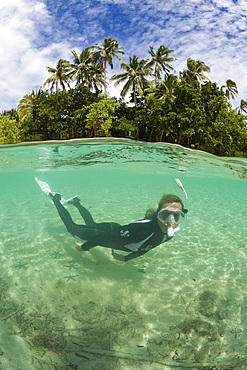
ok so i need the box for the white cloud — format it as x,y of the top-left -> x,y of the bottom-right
0,0 -> 72,111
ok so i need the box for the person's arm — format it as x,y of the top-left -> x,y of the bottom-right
111,248 -> 150,262
77,236 -> 101,251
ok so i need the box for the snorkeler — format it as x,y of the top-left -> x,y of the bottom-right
35,178 -> 188,262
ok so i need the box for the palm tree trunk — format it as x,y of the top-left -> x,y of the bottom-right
159,130 -> 164,142
155,66 -> 158,87
133,82 -> 139,139
103,57 -> 107,97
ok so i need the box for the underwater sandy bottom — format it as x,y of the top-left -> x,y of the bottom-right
0,159 -> 247,369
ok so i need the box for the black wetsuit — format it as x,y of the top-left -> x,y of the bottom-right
53,196 -> 173,262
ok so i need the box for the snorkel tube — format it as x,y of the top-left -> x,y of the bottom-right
175,178 -> 188,201
167,178 -> 188,237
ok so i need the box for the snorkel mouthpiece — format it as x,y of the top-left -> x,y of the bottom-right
167,226 -> 175,238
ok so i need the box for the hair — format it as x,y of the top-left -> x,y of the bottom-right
145,193 -> 184,220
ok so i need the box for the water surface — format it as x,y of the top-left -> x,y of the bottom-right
0,138 -> 247,369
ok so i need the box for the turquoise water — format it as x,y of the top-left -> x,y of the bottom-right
0,138 -> 247,369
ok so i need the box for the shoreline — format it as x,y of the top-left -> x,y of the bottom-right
0,136 -> 246,161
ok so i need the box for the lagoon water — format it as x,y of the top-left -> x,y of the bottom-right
0,138 -> 247,369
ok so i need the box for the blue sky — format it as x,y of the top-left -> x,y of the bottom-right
1,0 -> 247,112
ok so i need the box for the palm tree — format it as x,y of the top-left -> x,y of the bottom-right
146,74 -> 177,101
221,79 -> 238,101
181,58 -> 210,88
147,45 -> 176,85
44,59 -> 72,92
70,48 -> 93,86
111,55 -> 152,105
17,89 -> 43,122
69,48 -> 104,91
111,55 -> 152,136
235,99 -> 247,115
91,37 -> 124,95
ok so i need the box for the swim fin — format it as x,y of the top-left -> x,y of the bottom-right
35,177 -> 77,205
35,177 -> 54,196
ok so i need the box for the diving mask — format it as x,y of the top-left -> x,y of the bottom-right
157,207 -> 185,226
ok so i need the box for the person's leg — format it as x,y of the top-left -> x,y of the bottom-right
70,197 -> 95,226
51,193 -> 77,236
51,193 -> 97,241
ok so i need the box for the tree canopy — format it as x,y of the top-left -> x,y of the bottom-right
1,38 -> 247,158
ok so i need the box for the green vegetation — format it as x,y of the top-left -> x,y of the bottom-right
1,38 -> 247,157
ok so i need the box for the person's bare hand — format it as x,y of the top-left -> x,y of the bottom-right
75,241 -> 83,252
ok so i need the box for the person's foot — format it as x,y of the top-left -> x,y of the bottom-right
49,193 -> 62,201
67,196 -> 81,205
